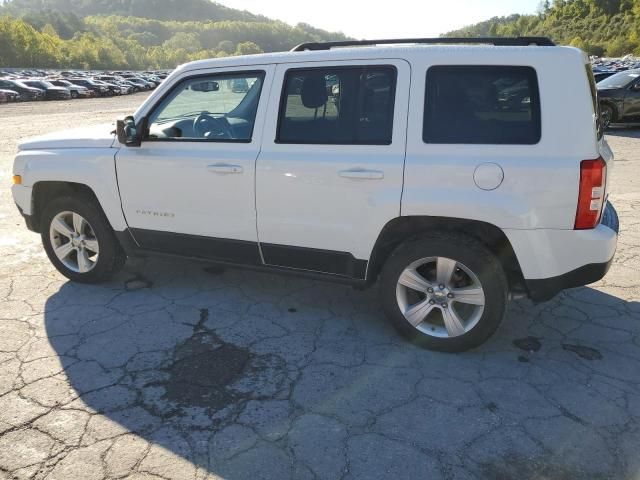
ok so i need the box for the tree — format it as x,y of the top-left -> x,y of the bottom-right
217,39 -> 234,53
234,40 -> 261,56
163,32 -> 201,53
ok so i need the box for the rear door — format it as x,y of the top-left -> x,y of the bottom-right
255,59 -> 410,278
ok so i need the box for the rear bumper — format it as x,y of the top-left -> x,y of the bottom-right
525,256 -> 614,302
512,202 -> 619,302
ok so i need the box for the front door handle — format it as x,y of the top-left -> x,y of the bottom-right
207,163 -> 243,174
338,168 -> 384,180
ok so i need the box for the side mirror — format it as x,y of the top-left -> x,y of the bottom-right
632,83 -> 640,91
116,115 -> 145,147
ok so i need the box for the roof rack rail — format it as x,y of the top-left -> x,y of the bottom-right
291,36 -> 556,52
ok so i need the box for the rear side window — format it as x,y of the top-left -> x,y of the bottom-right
423,66 -> 541,145
277,66 -> 396,145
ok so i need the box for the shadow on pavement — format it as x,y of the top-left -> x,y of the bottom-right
42,258 -> 640,479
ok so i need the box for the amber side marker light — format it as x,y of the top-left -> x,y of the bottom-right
12,175 -> 22,185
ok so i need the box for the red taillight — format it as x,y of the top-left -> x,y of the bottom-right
575,157 -> 607,230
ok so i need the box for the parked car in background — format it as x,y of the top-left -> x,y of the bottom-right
92,79 -> 123,95
0,79 -> 45,101
21,80 -> 72,100
230,77 -> 249,93
594,71 -> 617,83
597,69 -> 640,128
120,75 -> 153,90
0,89 -> 20,102
68,78 -> 111,96
49,79 -> 93,98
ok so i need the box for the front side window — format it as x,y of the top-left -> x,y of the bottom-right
148,72 -> 265,142
277,66 -> 396,145
424,66 -> 541,145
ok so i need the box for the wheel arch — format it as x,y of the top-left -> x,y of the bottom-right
31,181 -> 110,233
599,99 -> 620,121
367,216 -> 526,294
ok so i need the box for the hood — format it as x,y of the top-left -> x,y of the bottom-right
18,122 -> 117,151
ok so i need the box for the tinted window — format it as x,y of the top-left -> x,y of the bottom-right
597,70 -> 639,89
423,66 -> 541,145
277,66 -> 396,145
147,72 -> 264,142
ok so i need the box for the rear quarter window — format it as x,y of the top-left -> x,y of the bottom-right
423,65 -> 541,145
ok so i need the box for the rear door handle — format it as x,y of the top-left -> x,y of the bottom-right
338,169 -> 384,180
207,163 -> 243,174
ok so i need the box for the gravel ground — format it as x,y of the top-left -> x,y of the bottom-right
0,95 -> 639,480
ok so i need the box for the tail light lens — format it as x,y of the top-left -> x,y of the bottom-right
575,157 -> 607,229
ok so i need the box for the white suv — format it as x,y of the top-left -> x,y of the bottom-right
11,37 -> 619,352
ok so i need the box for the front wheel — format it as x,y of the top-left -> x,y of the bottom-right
379,233 -> 508,352
41,196 -> 126,283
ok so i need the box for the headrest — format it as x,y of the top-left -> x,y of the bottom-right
301,74 -> 327,109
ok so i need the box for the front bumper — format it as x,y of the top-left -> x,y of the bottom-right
16,205 -> 38,232
12,184 -> 37,232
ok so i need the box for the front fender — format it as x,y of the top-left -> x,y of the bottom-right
13,148 -> 128,231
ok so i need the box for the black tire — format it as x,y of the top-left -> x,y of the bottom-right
41,195 -> 126,284
70,91 -> 78,99
601,105 -> 614,130
379,232 -> 508,352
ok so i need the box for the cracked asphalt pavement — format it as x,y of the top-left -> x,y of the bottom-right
1,95 -> 639,480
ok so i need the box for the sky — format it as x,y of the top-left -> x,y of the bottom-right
220,0 -> 542,38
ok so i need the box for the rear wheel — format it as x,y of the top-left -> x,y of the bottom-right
380,233 -> 508,352
601,105 -> 614,130
41,196 -> 126,283
70,90 -> 78,99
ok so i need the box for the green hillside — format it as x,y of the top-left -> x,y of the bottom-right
0,0 -> 349,69
0,0 -> 267,23
445,0 -> 640,57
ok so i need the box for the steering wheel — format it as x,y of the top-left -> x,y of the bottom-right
193,113 -> 233,139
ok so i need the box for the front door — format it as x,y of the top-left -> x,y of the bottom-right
256,59 -> 410,278
116,65 -> 274,264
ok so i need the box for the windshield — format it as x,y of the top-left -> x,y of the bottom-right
597,71 -> 640,89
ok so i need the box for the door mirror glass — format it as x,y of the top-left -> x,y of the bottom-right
117,115 -> 142,147
632,83 -> 640,91
191,81 -> 219,92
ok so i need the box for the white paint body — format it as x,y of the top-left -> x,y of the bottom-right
12,44 -> 617,282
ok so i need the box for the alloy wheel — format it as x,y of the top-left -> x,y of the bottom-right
49,211 -> 100,273
395,256 -> 485,338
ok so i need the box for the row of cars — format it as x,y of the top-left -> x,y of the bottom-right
0,70 -> 170,103
592,55 -> 640,82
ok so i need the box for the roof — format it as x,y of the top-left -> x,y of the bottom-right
179,44 -> 582,73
